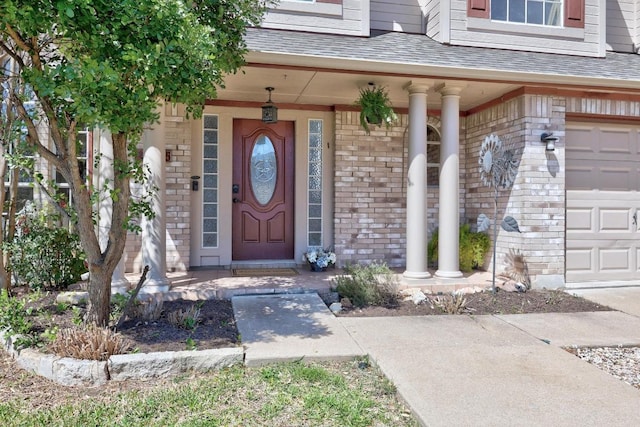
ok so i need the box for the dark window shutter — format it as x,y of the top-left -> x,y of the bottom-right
468,0 -> 490,19
564,0 -> 585,28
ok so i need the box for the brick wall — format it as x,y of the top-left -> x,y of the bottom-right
123,106 -> 191,273
163,114 -> 191,271
464,94 -> 566,283
333,109 -> 465,268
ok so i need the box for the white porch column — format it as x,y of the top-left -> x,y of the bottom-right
140,105 -> 170,293
96,129 -> 131,294
404,82 -> 432,279
436,84 -> 465,278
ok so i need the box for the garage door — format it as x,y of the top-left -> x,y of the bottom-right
566,122 -> 640,282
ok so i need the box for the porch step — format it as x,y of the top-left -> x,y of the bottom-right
230,260 -> 299,269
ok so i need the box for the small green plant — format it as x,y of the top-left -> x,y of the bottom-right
71,306 -> 85,326
4,204 -> 87,290
41,326 -> 59,343
428,224 -> 490,272
167,305 -> 201,331
0,290 -> 41,349
545,290 -> 564,305
354,85 -> 397,134
333,262 -> 399,308
55,302 -> 71,313
185,337 -> 197,351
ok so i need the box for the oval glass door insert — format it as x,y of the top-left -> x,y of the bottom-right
250,135 -> 277,205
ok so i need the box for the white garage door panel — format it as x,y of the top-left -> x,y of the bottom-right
566,122 -> 640,283
567,191 -> 639,281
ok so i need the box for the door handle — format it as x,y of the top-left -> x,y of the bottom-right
233,198 -> 241,204
633,212 -> 637,226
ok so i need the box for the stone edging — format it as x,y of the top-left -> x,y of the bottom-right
0,330 -> 243,386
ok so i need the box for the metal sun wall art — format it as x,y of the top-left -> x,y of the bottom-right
478,134 -> 521,293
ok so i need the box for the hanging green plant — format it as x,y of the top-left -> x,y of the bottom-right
354,85 -> 397,134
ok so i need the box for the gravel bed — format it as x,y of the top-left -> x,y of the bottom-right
574,347 -> 640,389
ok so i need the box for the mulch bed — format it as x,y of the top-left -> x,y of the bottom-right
20,289 -> 238,353
337,289 -> 613,317
11,286 -> 613,355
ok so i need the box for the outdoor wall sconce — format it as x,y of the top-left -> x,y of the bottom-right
261,87 -> 278,124
540,132 -> 559,152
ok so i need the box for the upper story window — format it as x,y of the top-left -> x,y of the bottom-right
468,0 -> 584,28
492,0 -> 561,26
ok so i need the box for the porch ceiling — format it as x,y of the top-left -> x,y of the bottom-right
216,65 -> 521,111
212,27 -> 640,112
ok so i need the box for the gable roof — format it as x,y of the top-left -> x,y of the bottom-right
245,28 -> 640,90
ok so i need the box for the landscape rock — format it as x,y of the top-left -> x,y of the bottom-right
53,357 -> 108,386
56,291 -> 89,305
329,302 -> 342,313
340,297 -> 353,308
319,291 -> 340,305
108,347 -> 243,381
455,286 -> 485,295
412,291 -> 427,305
495,279 -> 519,292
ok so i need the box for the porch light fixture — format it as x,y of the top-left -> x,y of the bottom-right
540,132 -> 558,152
261,87 -> 278,124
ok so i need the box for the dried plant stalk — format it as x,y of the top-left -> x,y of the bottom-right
431,294 -> 469,315
130,297 -> 164,321
166,305 -> 201,330
48,325 -> 133,361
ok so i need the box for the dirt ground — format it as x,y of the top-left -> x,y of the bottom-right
0,286 -> 616,411
22,291 -> 239,353
338,288 -> 612,317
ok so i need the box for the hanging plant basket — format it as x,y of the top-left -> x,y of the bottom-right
354,85 -> 397,134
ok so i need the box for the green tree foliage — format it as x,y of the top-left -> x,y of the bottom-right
0,0 -> 275,325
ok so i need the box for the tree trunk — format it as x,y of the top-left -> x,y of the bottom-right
85,266 -> 112,326
0,156 -> 9,291
80,131 -> 131,326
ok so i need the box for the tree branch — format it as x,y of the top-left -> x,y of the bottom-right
115,265 -> 149,330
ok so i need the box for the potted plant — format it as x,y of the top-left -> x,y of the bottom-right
355,84 -> 397,134
303,248 -> 337,271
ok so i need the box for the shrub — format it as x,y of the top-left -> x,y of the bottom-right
5,204 -> 86,290
428,224 -> 490,272
0,290 -> 41,348
333,262 -> 399,308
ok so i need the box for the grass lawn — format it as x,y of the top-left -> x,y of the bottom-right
0,357 -> 417,426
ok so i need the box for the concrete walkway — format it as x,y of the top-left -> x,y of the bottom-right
233,290 -> 640,426
570,287 -> 640,318
232,293 -> 364,366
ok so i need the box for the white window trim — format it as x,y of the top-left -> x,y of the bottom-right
467,16 -> 584,39
271,0 -> 342,17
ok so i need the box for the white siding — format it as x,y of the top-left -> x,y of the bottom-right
606,0 -> 638,53
425,0 -> 441,40
262,0 -> 369,36
637,1 -> 640,50
448,0 -> 605,57
370,0 -> 429,34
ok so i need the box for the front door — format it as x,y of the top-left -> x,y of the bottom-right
232,119 -> 295,260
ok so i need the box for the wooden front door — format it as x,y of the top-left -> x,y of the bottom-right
232,119 -> 295,260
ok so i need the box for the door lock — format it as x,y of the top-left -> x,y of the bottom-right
233,198 -> 240,204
